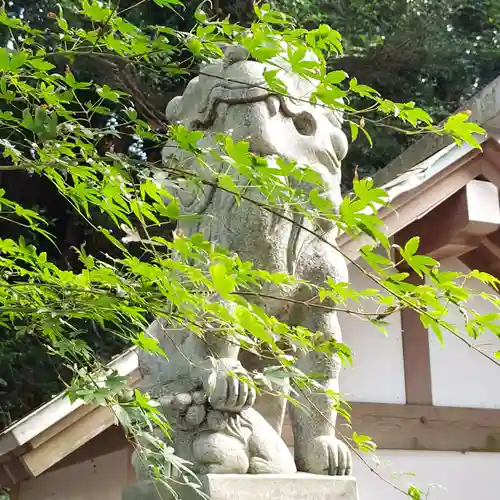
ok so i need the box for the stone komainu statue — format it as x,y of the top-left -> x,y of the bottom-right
136,45 -> 352,478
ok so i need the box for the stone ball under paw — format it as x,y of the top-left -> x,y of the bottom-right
184,404 -> 206,426
192,431 -> 250,474
206,410 -> 227,431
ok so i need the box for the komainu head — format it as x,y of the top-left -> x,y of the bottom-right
164,44 -> 348,208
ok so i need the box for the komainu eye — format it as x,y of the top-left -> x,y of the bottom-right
292,112 -> 317,136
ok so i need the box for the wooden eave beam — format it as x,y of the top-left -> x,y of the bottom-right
47,424 -> 130,474
348,402 -> 500,453
396,179 -> 500,261
455,139 -> 500,279
282,402 -> 500,453
19,406 -> 117,478
459,233 -> 500,281
475,139 -> 500,192
0,409 -> 133,488
339,149 -> 482,259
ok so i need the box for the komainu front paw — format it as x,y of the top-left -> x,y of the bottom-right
204,360 -> 256,412
295,435 -> 352,476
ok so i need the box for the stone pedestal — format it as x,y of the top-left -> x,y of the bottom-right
123,474 -> 359,500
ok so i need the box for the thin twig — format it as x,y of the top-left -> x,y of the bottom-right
118,0 -> 148,15
235,291 -> 399,318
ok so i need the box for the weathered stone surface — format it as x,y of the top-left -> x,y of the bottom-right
123,474 -> 359,500
135,42 -> 352,478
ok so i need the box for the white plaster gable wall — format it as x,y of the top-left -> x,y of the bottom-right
427,258 -> 500,408
18,449 -> 131,500
353,449 -> 500,499
339,261 -> 406,404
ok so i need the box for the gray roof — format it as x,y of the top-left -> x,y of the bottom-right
373,73 -> 500,194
